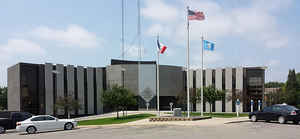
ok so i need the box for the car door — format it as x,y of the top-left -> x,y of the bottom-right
31,116 -> 48,131
44,116 -> 59,131
258,106 -> 272,121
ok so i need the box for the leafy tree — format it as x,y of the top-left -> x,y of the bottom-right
176,88 -> 197,111
296,72 -> 300,87
265,82 -> 285,88
0,87 -> 7,110
101,85 -> 137,119
55,93 -> 81,119
285,69 -> 300,106
197,86 -> 225,115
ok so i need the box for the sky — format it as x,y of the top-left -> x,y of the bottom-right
0,0 -> 299,86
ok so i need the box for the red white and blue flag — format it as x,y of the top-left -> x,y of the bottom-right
157,36 -> 167,54
188,9 -> 205,21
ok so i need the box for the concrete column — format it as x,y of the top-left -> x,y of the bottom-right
236,67 -> 244,112
56,64 -> 65,115
7,64 -> 21,111
106,65 -> 123,88
44,63 -> 54,115
225,68 -> 233,112
215,68 -> 223,112
87,67 -> 95,114
77,66 -> 85,115
96,68 -> 104,114
205,69 -> 212,112
67,65 -> 75,115
195,70 -> 202,112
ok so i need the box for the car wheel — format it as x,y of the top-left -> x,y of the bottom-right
278,116 -> 286,124
26,126 -> 36,134
293,121 -> 299,124
251,115 -> 257,122
64,122 -> 73,130
0,126 -> 6,134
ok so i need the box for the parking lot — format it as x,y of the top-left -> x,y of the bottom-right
1,120 -> 300,139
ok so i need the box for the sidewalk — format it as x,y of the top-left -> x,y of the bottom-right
124,117 -> 249,126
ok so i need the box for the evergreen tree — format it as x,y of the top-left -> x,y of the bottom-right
285,69 -> 300,106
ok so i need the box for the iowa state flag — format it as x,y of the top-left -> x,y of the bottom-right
157,36 -> 167,54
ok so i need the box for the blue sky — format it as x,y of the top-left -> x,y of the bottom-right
0,0 -> 299,86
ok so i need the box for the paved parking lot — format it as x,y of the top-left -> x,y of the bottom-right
1,120 -> 300,139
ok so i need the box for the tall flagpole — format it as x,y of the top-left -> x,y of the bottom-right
186,6 -> 190,118
121,0 -> 125,60
201,36 -> 204,117
156,35 -> 160,117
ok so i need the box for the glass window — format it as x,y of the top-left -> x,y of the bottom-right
31,116 -> 45,121
263,107 -> 272,112
45,116 -> 55,121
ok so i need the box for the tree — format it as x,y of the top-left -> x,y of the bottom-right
55,94 -> 81,119
285,69 -> 300,106
197,86 -> 225,115
0,87 -> 7,110
101,85 -> 137,119
265,82 -> 285,88
176,88 -> 198,111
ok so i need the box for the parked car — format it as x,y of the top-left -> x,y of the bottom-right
0,111 -> 33,134
249,104 -> 300,124
16,115 -> 77,134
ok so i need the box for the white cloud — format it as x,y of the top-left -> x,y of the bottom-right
126,45 -> 146,59
0,39 -> 47,86
31,25 -> 102,48
142,0 -> 179,22
192,51 -> 223,67
143,0 -> 291,49
0,39 -> 46,61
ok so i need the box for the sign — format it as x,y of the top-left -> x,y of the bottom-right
236,99 -> 240,106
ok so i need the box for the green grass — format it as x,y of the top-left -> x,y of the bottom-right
165,112 -> 249,118
78,113 -> 155,126
187,112 -> 249,118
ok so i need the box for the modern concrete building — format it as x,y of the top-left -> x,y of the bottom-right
7,59 -> 265,116
193,67 -> 266,112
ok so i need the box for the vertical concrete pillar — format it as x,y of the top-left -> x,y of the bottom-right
67,65 -> 75,115
195,69 -> 202,112
44,63 -> 54,115
77,66 -> 85,115
96,68 -> 104,114
225,68 -> 233,112
56,64 -> 65,115
7,64 -> 21,112
87,67 -> 95,114
236,67 -> 244,112
205,69 -> 212,112
215,68 -> 223,112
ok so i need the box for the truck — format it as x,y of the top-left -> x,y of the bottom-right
0,111 -> 32,134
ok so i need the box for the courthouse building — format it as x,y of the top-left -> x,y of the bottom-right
7,59 -> 265,116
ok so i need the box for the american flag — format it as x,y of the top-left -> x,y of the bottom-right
188,9 -> 205,21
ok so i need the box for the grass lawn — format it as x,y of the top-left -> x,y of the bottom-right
164,112 -> 249,118
78,113 -> 155,126
187,112 -> 249,118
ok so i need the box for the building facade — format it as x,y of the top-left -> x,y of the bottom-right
7,60 -> 265,116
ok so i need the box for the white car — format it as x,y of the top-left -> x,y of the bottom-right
16,115 -> 77,134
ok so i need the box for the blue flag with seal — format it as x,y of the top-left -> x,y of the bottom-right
203,40 -> 215,51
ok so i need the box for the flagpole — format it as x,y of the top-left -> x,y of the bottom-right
157,35 -> 160,117
186,6 -> 190,118
201,36 -> 204,117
